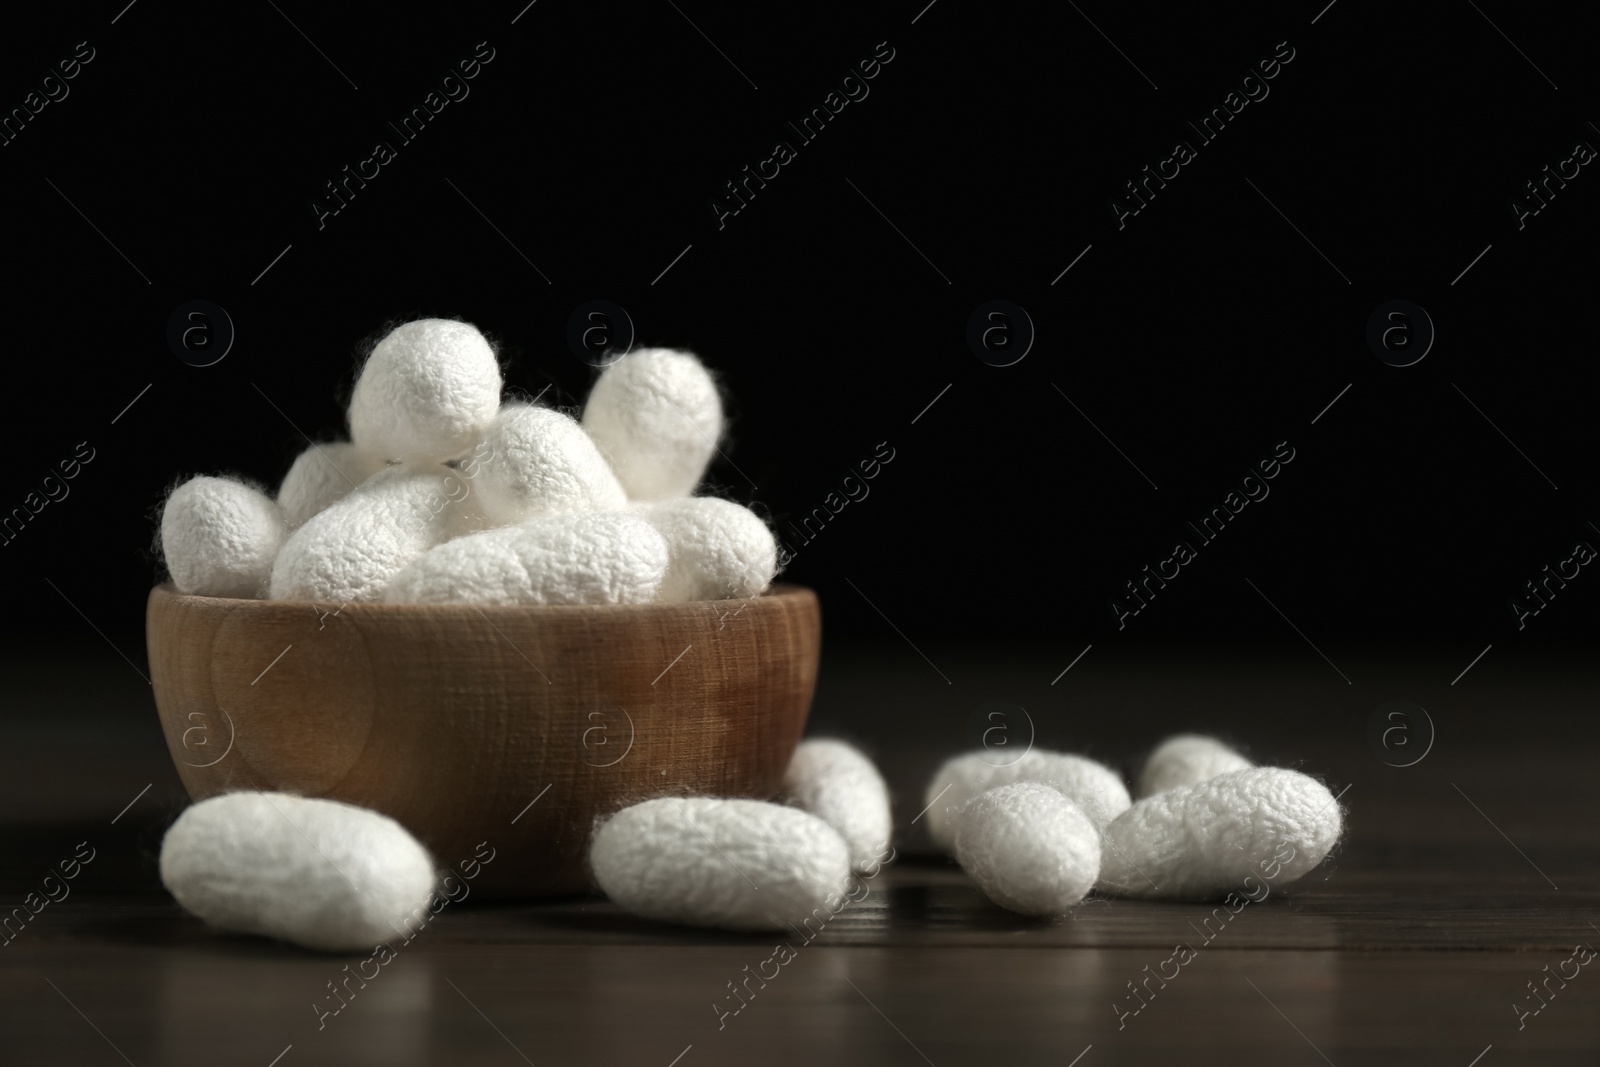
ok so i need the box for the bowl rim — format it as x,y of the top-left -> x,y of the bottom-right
147,581 -> 816,616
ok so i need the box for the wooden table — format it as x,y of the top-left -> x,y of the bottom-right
3,642 -> 1596,1065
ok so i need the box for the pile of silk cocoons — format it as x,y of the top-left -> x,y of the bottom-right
925,733 -> 1345,917
155,733 -> 1338,947
157,318 -> 778,608
150,320 -> 1342,945
155,737 -> 894,949
589,732 -> 1342,933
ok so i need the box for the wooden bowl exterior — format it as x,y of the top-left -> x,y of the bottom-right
146,583 -> 820,899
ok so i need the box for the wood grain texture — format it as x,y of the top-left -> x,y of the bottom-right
145,582 -> 821,898
4,942 -> 1590,1067
5,646 -> 1599,1065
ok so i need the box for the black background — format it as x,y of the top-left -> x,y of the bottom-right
1,0 -> 1595,660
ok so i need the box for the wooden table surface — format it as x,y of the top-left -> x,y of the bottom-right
3,641 -> 1597,1065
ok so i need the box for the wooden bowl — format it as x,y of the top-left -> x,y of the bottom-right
146,582 -> 820,899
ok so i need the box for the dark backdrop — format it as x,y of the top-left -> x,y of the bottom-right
1,0 -> 1595,664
